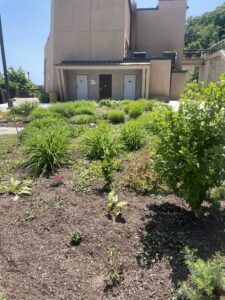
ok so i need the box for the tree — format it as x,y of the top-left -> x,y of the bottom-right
0,67 -> 38,98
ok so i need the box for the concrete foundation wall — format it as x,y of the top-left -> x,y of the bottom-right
149,60 -> 171,98
66,69 -> 142,100
170,71 -> 186,99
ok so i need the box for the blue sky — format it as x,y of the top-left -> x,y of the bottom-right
0,0 -> 225,84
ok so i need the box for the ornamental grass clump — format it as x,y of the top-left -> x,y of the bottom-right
24,125 -> 70,177
120,120 -> 147,151
108,110 -> 126,124
154,77 -> 225,214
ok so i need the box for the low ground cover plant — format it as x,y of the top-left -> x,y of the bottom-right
154,78 -> 225,214
107,110 -> 125,124
24,125 -> 70,177
120,120 -> 147,151
107,190 -> 127,217
0,177 -> 32,201
177,247 -> 225,300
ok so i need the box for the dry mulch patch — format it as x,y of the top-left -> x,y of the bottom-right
0,169 -> 224,300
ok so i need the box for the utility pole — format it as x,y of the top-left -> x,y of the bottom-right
0,15 -> 13,108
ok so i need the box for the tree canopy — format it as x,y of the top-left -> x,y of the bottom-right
185,3 -> 225,49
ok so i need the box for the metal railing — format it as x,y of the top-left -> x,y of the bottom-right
183,49 -> 206,60
207,39 -> 225,55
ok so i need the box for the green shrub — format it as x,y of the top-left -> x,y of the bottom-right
38,91 -> 49,103
69,114 -> 97,125
50,101 -> 96,118
128,105 -> 144,119
108,110 -> 125,124
19,117 -> 67,142
24,125 -> 70,177
30,107 -> 61,120
99,99 -> 114,107
74,106 -> 95,116
120,121 -> 147,151
154,79 -> 225,214
10,101 -> 38,117
83,122 -> 122,160
177,247 -> 225,300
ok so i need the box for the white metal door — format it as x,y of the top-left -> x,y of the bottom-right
124,75 -> 136,100
76,75 -> 88,100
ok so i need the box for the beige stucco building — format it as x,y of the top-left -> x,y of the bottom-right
44,0 -> 187,101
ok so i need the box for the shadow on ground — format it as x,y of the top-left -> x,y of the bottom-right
138,202 -> 225,287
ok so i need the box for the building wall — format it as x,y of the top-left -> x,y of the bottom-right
170,71 -> 186,99
149,60 -> 171,98
135,0 -> 187,67
66,69 -> 142,100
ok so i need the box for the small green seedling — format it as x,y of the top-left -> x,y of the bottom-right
107,246 -> 123,286
70,231 -> 82,246
0,178 -> 32,201
108,190 -> 127,217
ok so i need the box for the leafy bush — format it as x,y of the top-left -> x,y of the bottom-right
154,79 -> 225,214
119,151 -> 163,193
120,121 -> 147,151
24,125 -> 70,177
108,190 -> 127,217
10,101 -> 38,117
83,122 -> 122,160
69,114 -> 97,125
108,110 -> 125,124
38,91 -> 49,103
177,247 -> 225,300
0,177 -> 32,201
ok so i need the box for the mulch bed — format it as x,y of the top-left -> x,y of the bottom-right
0,168 -> 224,300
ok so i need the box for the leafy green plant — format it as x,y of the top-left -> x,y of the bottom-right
99,99 -> 115,107
0,291 -> 7,300
38,91 -> 49,103
128,105 -> 144,119
209,186 -> 225,209
30,107 -> 61,121
107,246 -> 123,286
119,150 -> 163,193
120,121 -> 147,151
154,79 -> 225,214
108,190 -> 127,217
70,231 -> 82,246
10,101 -> 38,117
177,247 -> 225,300
0,177 -> 32,201
50,101 -> 96,118
107,110 -> 125,124
83,122 -> 122,160
24,125 -> 70,177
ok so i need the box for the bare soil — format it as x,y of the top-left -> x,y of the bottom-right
0,168 -> 224,300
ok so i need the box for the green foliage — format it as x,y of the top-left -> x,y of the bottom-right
0,177 -> 32,201
0,291 -> 7,300
107,246 -> 123,286
108,190 -> 127,217
10,102 -> 38,117
107,110 -> 125,124
38,90 -> 49,103
210,186 -> 225,209
185,4 -> 225,49
70,231 -> 82,246
128,105 -> 144,119
69,114 -> 97,125
99,99 -> 116,108
50,101 -> 96,118
29,107 -> 61,121
177,247 -> 225,299
119,151 -> 163,194
120,121 -> 147,151
154,79 -> 225,214
0,67 -> 37,97
83,122 -> 122,160
24,125 -> 70,177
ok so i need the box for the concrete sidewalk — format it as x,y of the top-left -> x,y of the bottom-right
0,127 -> 24,135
